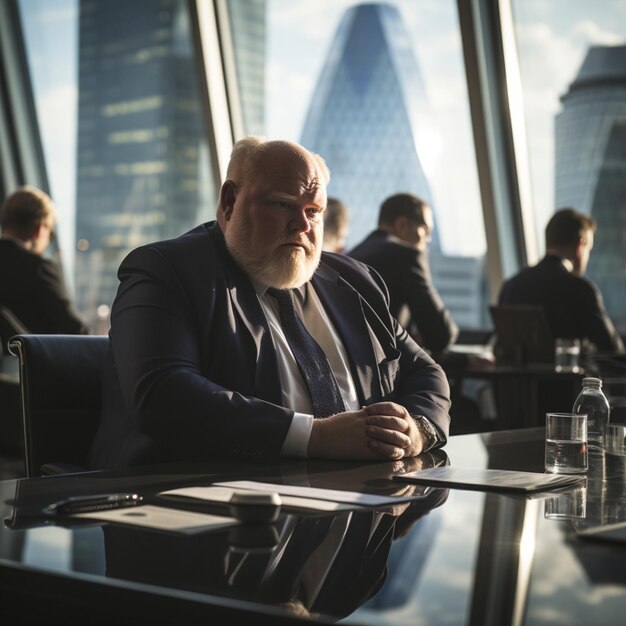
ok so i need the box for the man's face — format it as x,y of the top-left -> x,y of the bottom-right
574,229 -> 594,276
32,212 -> 56,256
222,150 -> 326,289
396,206 -> 434,251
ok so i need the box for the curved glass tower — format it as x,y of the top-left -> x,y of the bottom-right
555,45 -> 626,333
300,2 -> 487,328
300,2 -> 439,251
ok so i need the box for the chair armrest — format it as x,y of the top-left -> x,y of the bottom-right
41,462 -> 89,476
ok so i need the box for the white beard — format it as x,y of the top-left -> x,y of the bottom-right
224,222 -> 321,289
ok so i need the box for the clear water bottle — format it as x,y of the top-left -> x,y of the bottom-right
572,377 -> 611,450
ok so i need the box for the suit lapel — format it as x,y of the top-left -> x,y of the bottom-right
312,264 -> 386,404
214,236 -> 283,406
228,283 -> 284,405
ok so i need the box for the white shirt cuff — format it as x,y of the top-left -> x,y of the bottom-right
281,412 -> 314,457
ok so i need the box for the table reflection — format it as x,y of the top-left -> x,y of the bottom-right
2,451 -> 450,622
3,429 -> 626,625
104,487 -> 448,620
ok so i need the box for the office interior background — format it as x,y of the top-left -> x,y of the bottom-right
1,0 -> 625,337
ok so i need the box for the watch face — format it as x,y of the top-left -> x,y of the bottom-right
411,415 -> 439,450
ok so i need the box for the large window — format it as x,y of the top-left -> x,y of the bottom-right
18,0 -> 217,332
229,0 -> 489,329
512,0 -> 626,335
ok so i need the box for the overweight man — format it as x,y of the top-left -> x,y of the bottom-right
89,138 -> 450,469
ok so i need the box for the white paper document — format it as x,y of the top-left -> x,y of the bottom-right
76,504 -> 239,533
393,467 -> 585,494
213,480 -> 412,506
159,480 -> 412,510
159,485 -> 354,512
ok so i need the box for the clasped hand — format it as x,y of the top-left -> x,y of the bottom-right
307,401 -> 425,461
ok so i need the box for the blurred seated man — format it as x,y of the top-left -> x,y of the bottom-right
498,208 -> 624,354
348,193 -> 459,359
348,193 -> 491,434
0,186 -> 88,345
88,138 -> 451,469
322,197 -> 350,253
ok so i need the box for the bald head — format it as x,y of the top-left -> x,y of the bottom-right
226,137 -> 330,188
218,137 -> 330,289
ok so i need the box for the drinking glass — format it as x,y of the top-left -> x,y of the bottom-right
554,338 -> 581,373
545,412 -> 588,473
544,481 -> 587,520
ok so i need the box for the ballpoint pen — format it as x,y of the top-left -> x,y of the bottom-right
45,493 -> 143,516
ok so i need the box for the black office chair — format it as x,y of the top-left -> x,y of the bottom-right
9,334 -> 109,477
0,305 -> 29,357
0,306 -> 27,456
489,304 -> 554,366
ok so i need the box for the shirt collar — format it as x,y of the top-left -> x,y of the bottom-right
545,252 -> 574,273
256,281 -> 308,304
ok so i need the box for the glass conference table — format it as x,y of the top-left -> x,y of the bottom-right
1,427 -> 626,625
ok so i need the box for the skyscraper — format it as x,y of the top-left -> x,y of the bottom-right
300,3 -> 438,250
74,0 -> 214,329
555,45 -> 626,333
227,0 -> 266,136
300,3 -> 486,327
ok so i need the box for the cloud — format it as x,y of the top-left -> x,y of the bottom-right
516,22 -> 581,115
270,0 -> 352,40
266,59 -> 315,139
37,83 -> 77,148
571,20 -> 625,46
517,18 -> 626,115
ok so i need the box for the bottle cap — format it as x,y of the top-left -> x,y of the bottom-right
582,377 -> 602,386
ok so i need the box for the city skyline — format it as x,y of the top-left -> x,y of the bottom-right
267,0 -> 626,257
16,0 -> 626,325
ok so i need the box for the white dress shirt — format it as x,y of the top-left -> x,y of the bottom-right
258,283 -> 360,457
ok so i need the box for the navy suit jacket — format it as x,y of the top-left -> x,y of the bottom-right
348,230 -> 458,355
88,222 -> 451,469
498,255 -> 624,353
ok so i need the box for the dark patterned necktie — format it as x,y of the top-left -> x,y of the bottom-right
268,287 -> 346,418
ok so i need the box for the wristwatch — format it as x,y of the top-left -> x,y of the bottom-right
411,415 -> 441,452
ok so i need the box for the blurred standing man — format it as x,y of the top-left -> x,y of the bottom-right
322,197 -> 350,253
89,138 -> 450,469
499,208 -> 624,353
348,193 -> 458,359
0,186 -> 88,340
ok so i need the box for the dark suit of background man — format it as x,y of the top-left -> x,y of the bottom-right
89,138 -> 451,469
499,207 -> 624,353
0,186 -> 88,346
348,193 -> 458,359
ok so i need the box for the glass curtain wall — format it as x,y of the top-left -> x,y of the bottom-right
227,0 -> 489,329
20,1 -> 621,335
512,0 -> 626,335
17,0 -> 217,333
